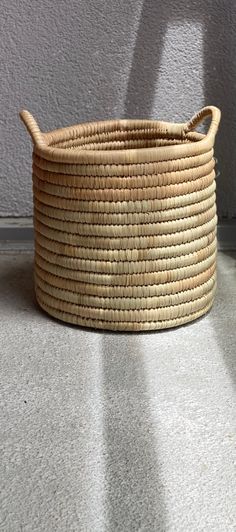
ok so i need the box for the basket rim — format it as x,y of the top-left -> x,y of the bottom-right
44,117 -> 203,142
20,106 -> 221,165
37,119 -> 207,164
45,118 -> 204,145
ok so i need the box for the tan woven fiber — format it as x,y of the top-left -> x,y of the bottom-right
35,229 -> 216,261
34,204 -> 216,236
20,106 -> 221,330
35,261 -> 216,299
34,193 -> 216,224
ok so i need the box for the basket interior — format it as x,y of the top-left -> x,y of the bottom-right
48,121 -> 202,152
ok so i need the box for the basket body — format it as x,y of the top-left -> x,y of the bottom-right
20,107 -> 220,331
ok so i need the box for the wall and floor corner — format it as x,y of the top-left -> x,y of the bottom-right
0,0 -> 236,247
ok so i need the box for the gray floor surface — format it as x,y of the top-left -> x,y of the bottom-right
0,251 -> 236,532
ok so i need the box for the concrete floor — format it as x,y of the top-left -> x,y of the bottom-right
0,251 -> 236,532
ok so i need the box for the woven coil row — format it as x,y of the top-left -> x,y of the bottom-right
20,106 -> 221,330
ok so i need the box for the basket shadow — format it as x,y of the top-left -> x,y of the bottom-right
210,251 -> 236,387
100,334 -> 166,531
0,253 -> 38,315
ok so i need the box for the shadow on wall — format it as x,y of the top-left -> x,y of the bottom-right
101,334 -> 165,531
203,0 -> 236,219
124,0 -> 166,119
124,0 -> 236,219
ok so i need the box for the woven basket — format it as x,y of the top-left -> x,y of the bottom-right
20,106 -> 221,331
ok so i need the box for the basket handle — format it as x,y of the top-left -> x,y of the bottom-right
19,110 -> 47,147
183,106 -> 221,140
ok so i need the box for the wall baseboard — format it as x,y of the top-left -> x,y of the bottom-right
0,217 -> 235,251
217,221 -> 236,250
0,218 -> 34,251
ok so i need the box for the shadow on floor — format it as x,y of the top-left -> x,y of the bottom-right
211,251 -> 236,385
0,253 -> 37,313
101,334 -> 166,531
0,254 -> 167,528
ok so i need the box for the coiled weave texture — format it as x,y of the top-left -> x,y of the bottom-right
20,106 -> 221,331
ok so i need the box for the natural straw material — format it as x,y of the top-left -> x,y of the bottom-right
20,106 -> 221,331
